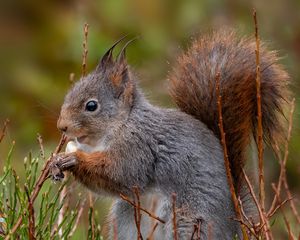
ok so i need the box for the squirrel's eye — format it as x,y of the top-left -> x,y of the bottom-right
85,100 -> 98,112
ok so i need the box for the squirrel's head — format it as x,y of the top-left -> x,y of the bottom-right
57,38 -> 137,146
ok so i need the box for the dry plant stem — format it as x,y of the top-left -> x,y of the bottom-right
133,187 -> 143,240
68,198 -> 86,238
191,219 -> 201,240
37,134 -> 45,160
171,193 -> 178,240
269,99 -> 295,213
0,119 -> 9,143
5,135 -> 67,240
215,72 -> 248,239
272,184 -> 296,240
149,197 -> 158,232
267,197 -> 291,219
82,23 -> 89,77
25,186 -> 36,240
283,174 -> 300,225
242,169 -> 272,240
146,222 -> 158,240
58,173 -> 69,238
253,8 -> 265,212
268,99 -> 300,225
89,192 -> 95,240
119,194 -> 165,224
272,144 -> 300,226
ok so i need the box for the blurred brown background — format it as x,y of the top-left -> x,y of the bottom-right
0,0 -> 299,238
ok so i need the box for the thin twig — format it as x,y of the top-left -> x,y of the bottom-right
58,173 -> 69,238
37,134 -> 45,161
267,183 -> 292,218
5,135 -> 67,239
242,169 -> 271,239
68,198 -> 86,238
215,72 -> 249,239
269,98 -> 295,214
0,119 -> 9,143
272,184 -> 296,239
82,23 -> 89,77
172,193 -> 178,240
119,194 -> 165,224
253,8 -> 265,213
146,222 -> 158,240
25,186 -> 36,240
88,192 -> 95,240
133,187 -> 143,240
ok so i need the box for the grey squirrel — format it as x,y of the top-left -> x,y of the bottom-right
50,30 -> 289,239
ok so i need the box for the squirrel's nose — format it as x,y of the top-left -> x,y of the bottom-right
57,117 -> 68,133
59,126 -> 68,133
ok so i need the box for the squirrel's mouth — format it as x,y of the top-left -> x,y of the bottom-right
76,135 -> 88,144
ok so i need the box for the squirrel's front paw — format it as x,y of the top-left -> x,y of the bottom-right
49,152 -> 79,181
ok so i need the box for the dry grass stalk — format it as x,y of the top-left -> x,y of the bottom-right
133,187 -> 143,240
191,219 -> 201,240
89,192 -> 95,240
242,169 -> 272,239
271,184 -> 296,240
82,23 -> 89,77
215,72 -> 249,239
25,186 -> 36,240
119,193 -> 165,224
0,119 -> 9,143
5,134 -> 67,240
268,99 -> 300,228
146,222 -> 158,240
68,198 -> 86,238
253,8 -> 265,212
58,172 -> 69,238
171,193 -> 178,240
37,134 -> 45,160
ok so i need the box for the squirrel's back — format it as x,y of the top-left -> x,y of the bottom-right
169,30 -> 289,190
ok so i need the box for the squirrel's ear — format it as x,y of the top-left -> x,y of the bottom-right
97,35 -> 128,70
109,63 -> 135,106
108,37 -> 139,105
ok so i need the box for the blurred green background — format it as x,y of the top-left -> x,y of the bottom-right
0,0 -> 299,238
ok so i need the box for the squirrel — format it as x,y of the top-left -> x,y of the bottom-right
50,30 -> 289,239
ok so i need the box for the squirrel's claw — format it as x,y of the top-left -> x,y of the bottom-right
49,153 -> 78,181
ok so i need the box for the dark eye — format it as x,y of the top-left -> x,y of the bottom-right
85,100 -> 98,112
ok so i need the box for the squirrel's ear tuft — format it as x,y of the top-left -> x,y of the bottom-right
97,35 -> 128,70
116,37 -> 140,65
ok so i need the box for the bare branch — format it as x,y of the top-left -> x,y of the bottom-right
253,8 -> 265,213
133,187 -> 143,240
119,193 -> 165,224
215,72 -> 249,239
0,119 -> 9,143
172,193 -> 178,240
82,23 -> 89,77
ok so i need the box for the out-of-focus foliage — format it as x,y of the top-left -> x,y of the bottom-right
0,0 -> 299,238
0,142 -> 103,239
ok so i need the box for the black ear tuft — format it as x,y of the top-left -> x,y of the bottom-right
98,35 -> 128,69
117,36 -> 140,65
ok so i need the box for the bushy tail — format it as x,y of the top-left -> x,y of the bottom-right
169,30 -> 289,189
